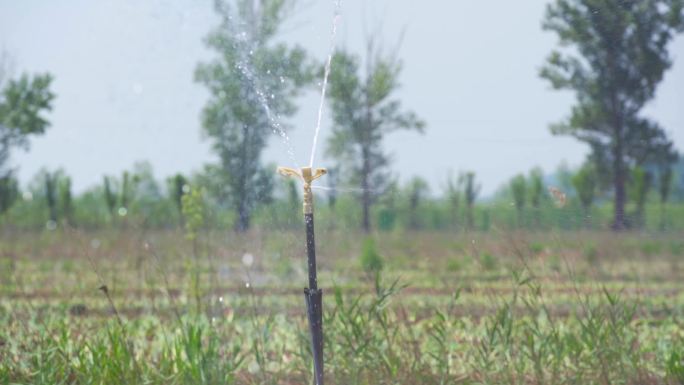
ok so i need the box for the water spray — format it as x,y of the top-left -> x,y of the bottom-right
277,165 -> 327,385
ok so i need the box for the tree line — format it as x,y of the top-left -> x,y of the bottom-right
2,160 -> 684,232
0,0 -> 683,233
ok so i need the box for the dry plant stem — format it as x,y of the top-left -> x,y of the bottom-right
145,242 -> 183,327
69,227 -> 143,379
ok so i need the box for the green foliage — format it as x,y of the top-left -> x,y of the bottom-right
666,348 -> 684,384
529,168 -> 544,209
445,172 -> 462,230
43,171 -> 58,223
510,174 -> 527,227
327,48 -> 424,232
0,174 -> 18,215
572,163 -> 597,214
447,256 -> 470,272
460,171 -> 480,230
541,0 -> 683,229
670,241 -> 684,256
406,177 -> 429,230
584,243 -> 599,266
3,232 -> 684,383
103,176 -> 117,218
181,187 -> 205,242
58,176 -> 73,226
195,0 -> 313,232
529,242 -> 545,255
0,72 -> 55,176
480,252 -> 498,271
359,237 -> 383,274
629,166 -> 653,228
529,168 -> 545,228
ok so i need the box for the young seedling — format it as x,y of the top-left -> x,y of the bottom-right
278,166 -> 326,385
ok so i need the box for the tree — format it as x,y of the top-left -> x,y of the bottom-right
168,173 -> 188,226
445,172 -> 463,230
0,64 -> 55,210
44,172 -> 58,224
629,166 -> 652,228
58,176 -> 73,226
572,164 -> 598,226
377,180 -> 398,231
658,166 -> 673,230
103,176 -> 117,219
0,174 -> 18,215
529,168 -> 544,227
541,0 -> 683,230
461,172 -> 480,230
406,177 -> 429,230
195,0 -> 314,232
510,174 -> 527,228
286,178 -> 299,225
327,46 -> 424,232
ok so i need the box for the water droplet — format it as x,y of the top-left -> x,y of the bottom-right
242,253 -> 254,267
118,207 -> 128,217
219,296 -> 224,303
245,282 -> 250,288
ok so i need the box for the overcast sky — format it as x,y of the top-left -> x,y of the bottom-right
1,0 -> 682,195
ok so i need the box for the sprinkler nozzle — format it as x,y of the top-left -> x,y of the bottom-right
277,166 -> 327,214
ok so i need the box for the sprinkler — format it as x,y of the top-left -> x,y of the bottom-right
277,165 -> 327,385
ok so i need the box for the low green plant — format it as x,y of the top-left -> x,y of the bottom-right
666,348 -> 684,384
584,243 -> 598,266
359,237 -> 383,274
529,242 -> 545,255
480,253 -> 497,271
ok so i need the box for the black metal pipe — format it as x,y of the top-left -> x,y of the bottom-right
305,213 -> 318,290
304,212 -> 324,385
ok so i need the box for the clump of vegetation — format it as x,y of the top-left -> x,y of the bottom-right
447,256 -> 467,272
529,241 -> 545,255
584,243 -> 599,266
359,237 -> 383,274
480,252 -> 498,271
667,349 -> 684,384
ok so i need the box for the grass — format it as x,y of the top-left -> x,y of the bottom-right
1,229 -> 684,384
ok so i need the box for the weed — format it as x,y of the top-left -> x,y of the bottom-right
359,237 -> 383,275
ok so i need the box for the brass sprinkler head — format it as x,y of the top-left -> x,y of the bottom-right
277,166 -> 327,214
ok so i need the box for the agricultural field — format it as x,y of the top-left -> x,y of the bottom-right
2,229 -> 684,384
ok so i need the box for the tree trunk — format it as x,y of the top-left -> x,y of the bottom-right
234,125 -> 251,233
361,145 -> 371,233
582,204 -> 592,229
235,200 -> 250,232
611,131 -> 626,231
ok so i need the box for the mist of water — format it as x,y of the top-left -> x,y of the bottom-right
234,51 -> 300,168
